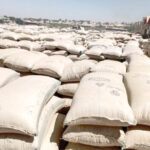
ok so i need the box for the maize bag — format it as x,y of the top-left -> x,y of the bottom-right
124,72 -> 150,125
61,60 -> 95,82
0,67 -> 20,88
127,54 -> 150,73
0,97 -> 65,150
32,55 -> 72,78
65,143 -> 121,150
125,125 -> 150,150
64,72 -> 136,126
91,60 -> 126,74
63,125 -> 125,147
4,51 -> 47,72
0,75 -> 60,136
57,83 -> 79,97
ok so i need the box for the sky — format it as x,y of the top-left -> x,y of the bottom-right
0,0 -> 150,22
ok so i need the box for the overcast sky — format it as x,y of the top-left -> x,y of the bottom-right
0,0 -> 150,22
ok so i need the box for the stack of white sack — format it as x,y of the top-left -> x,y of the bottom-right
0,75 -> 68,150
0,48 -> 27,66
42,39 -> 87,58
85,45 -> 123,60
17,40 -> 45,52
124,72 -> 150,150
63,72 -> 136,149
31,55 -> 73,79
56,59 -> 96,113
2,50 -> 47,72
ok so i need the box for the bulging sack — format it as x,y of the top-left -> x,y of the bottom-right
17,41 -> 44,52
0,48 -> 26,65
64,72 -> 136,126
57,83 -> 79,97
0,75 -> 60,136
0,67 -> 20,88
40,113 -> 65,150
124,72 -> 150,126
0,97 -> 65,150
125,125 -> 150,150
4,51 -> 47,72
63,125 -> 125,147
85,45 -> 106,60
91,60 -> 126,74
32,55 -> 72,78
127,54 -> 150,73
0,39 -> 19,49
65,143 -> 120,150
101,46 -> 122,59
61,60 -> 95,82
122,41 -> 143,57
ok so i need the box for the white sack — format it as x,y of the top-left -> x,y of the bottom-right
0,67 -> 20,88
61,60 -> 95,82
63,125 -> 125,147
65,143 -> 120,150
64,72 -> 136,126
124,72 -> 150,126
4,51 -> 47,72
0,75 -> 60,136
32,55 -> 72,78
91,60 -> 126,75
57,83 -> 79,97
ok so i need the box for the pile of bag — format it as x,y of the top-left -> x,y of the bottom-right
63,71 -> 136,150
123,53 -> 150,150
0,74 -> 67,150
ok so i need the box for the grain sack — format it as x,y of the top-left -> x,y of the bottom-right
122,44 -> 143,57
33,97 -> 65,149
0,32 -> 19,41
0,97 -> 65,150
51,50 -> 68,56
0,39 -> 19,49
124,73 -> 150,126
87,39 -> 116,49
57,40 -> 74,50
59,98 -> 72,114
18,41 -> 44,52
79,54 -> 90,60
63,125 -> 125,147
0,67 -> 20,88
61,60 -> 95,82
42,41 -> 57,50
43,50 -> 53,56
18,34 -> 34,41
65,143 -> 120,150
57,83 -> 79,97
4,51 -> 47,72
67,45 -> 86,55
85,45 -> 106,60
64,72 -> 136,126
91,60 -> 126,75
125,125 -> 150,150
67,55 -> 79,61
0,75 -> 60,136
32,55 -> 72,78
40,113 -> 65,150
101,46 -> 122,59
39,34 -> 55,41
0,48 -> 26,66
127,54 -> 150,73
